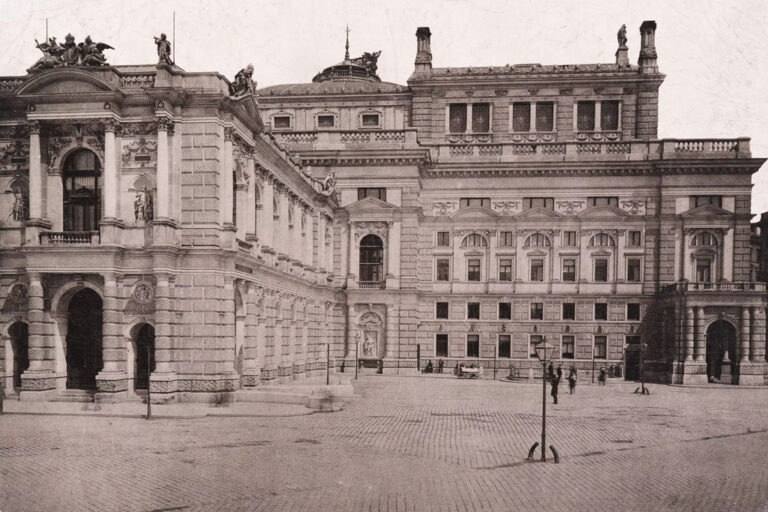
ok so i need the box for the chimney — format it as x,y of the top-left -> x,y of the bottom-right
638,20 -> 658,73
414,27 -> 432,73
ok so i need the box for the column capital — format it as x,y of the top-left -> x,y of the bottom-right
155,116 -> 174,133
103,118 -> 121,133
27,120 -> 41,134
224,126 -> 236,142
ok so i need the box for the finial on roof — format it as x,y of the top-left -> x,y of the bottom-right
344,25 -> 350,62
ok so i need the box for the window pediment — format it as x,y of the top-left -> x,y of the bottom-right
682,204 -> 732,218
451,206 -> 498,218
517,207 -> 562,218
577,205 -> 630,218
527,249 -> 548,257
346,196 -> 396,211
590,249 -> 612,257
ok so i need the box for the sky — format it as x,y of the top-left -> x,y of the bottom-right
2,0 -> 767,216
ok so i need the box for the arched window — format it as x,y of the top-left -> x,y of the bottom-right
524,233 -> 550,248
63,149 -> 101,231
692,232 -> 717,247
461,234 -> 488,247
359,234 -> 384,283
589,233 -> 615,247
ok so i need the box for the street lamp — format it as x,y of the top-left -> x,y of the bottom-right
528,337 -> 559,463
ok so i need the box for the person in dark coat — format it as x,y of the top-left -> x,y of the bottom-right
556,365 -> 563,381
568,366 -> 577,394
547,362 -> 554,381
550,376 -> 559,404
598,367 -> 607,385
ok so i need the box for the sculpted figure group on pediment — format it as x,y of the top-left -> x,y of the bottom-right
28,34 -> 113,72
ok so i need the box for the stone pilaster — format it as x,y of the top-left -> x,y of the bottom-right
694,306 -> 705,362
740,307 -> 750,363
241,286 -> 261,387
20,273 -> 55,396
95,273 -> 128,398
751,307 -> 765,362
684,306 -> 694,362
25,121 -> 50,245
150,272 -> 177,398
386,304 -> 398,359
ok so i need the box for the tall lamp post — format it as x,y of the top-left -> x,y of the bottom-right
528,337 -> 558,462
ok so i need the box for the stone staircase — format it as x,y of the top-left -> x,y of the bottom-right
50,389 -> 96,402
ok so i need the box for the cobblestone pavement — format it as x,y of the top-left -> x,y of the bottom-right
2,377 -> 768,512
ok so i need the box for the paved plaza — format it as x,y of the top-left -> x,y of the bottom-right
1,376 -> 768,512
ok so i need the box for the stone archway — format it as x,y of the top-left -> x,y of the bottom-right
131,323 -> 155,391
706,320 -> 737,383
6,321 -> 29,392
65,288 -> 103,389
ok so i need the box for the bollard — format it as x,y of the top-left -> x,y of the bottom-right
549,445 -> 560,463
527,442 -> 539,461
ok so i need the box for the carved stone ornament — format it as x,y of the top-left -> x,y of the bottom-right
0,141 -> 30,171
0,125 -> 30,138
619,199 -> 646,215
555,200 -> 586,215
432,201 -> 458,216
10,186 -> 29,221
121,137 -> 157,168
354,221 -> 389,243
132,282 -> 154,304
10,283 -> 28,304
27,33 -> 114,72
229,64 -> 256,98
491,200 -> 520,216
120,122 -> 156,137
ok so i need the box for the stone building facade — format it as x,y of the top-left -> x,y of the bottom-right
1,21 -> 766,402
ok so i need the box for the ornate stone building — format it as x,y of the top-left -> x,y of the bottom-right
1,21 -> 766,402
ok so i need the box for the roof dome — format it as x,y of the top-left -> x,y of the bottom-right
311,27 -> 381,83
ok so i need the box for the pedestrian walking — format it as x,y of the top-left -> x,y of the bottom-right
547,362 -> 554,381
598,367 -> 607,386
550,376 -> 559,404
568,366 -> 577,394
556,365 -> 563,381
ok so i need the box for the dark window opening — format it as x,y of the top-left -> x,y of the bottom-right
512,102 -> 531,132
530,302 -> 543,320
562,335 -> 575,359
358,188 -> 387,202
362,113 -> 380,127
436,334 -> 448,357
436,259 -> 450,281
467,334 -> 480,358
498,335 -> 511,358
536,102 -> 555,131
467,302 -> 480,320
472,103 -> 490,132
499,259 -> 513,281
577,101 -> 596,131
562,302 -> 575,320
63,149 -> 101,232
595,259 -> 608,282
595,303 -> 608,321
499,302 -> 511,320
273,116 -> 291,129
359,234 -> 383,283
627,303 -> 641,321
601,100 -> 620,131
436,302 -> 449,319
467,259 -> 481,281
449,103 -> 467,133
562,259 -> 576,282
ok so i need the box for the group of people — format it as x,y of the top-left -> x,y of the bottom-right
422,359 -> 444,374
547,363 -> 579,404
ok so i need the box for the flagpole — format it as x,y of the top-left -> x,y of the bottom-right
172,11 -> 176,63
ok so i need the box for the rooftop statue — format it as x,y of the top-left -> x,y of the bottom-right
350,51 -> 381,77
617,24 -> 628,48
27,33 -> 113,71
313,169 -> 336,197
229,64 -> 256,98
154,33 -> 173,65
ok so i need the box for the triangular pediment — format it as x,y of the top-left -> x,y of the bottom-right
577,206 -> 630,218
682,204 -> 732,217
451,206 -> 498,218
516,207 -> 562,218
17,68 -> 118,96
345,196 -> 396,211
590,249 -> 613,257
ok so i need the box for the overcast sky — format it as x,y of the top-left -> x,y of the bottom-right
2,0 -> 767,216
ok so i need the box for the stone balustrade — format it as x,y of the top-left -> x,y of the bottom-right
662,281 -> 766,294
40,231 -> 99,246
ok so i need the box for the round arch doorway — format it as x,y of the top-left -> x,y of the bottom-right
133,324 -> 156,390
706,320 -> 737,383
8,321 -> 29,392
66,288 -> 103,389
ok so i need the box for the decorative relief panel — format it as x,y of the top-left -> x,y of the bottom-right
0,141 -> 30,171
132,281 -> 155,304
432,201 -> 458,216
619,199 -> 646,215
352,221 -> 389,243
121,137 -> 157,169
491,200 -> 520,216
555,200 -> 586,215
510,133 -> 556,143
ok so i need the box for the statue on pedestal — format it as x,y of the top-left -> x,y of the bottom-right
79,35 -> 113,66
134,187 -> 154,222
617,24 -> 628,48
154,33 -> 173,65
11,188 -> 28,221
229,64 -> 256,98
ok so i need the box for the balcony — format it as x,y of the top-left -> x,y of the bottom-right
40,231 -> 100,246
431,138 -> 751,163
273,129 -> 419,150
662,281 -> 766,294
358,281 -> 385,290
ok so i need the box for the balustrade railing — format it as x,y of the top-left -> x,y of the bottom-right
42,231 -> 99,245
663,281 -> 766,293
674,139 -> 739,153
358,281 -> 385,289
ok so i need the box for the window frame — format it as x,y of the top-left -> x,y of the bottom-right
357,187 -> 387,202
563,231 -> 577,247
436,258 -> 451,282
627,258 -> 642,282
562,302 -> 575,320
627,303 -> 641,321
562,258 -> 576,282
530,258 -> 545,282
467,302 -> 480,320
466,334 -> 480,358
436,231 -> 451,247
498,334 -> 511,358
594,302 -> 608,321
436,333 -> 449,358
436,302 -> 449,319
588,197 -> 619,208
315,112 -> 337,129
510,101 -> 556,133
499,258 -> 513,282
460,197 -> 491,209
523,197 -> 555,210
561,335 -> 575,360
530,302 -> 543,320
594,258 -> 609,282
467,259 -> 481,282
498,302 -> 512,320
627,230 -> 642,247
593,335 -> 607,359
499,231 -> 515,247
359,111 -> 382,129
529,334 -> 543,359
271,114 -> 293,130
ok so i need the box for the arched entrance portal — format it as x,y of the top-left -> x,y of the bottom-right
133,324 -> 155,390
66,288 -> 103,389
706,320 -> 737,383
9,322 -> 29,391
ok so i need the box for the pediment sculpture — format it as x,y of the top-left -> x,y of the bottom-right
28,34 -> 113,72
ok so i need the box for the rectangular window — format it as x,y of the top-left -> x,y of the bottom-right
499,302 -> 511,320
357,188 -> 386,201
499,259 -> 513,281
693,195 -> 723,208
500,231 -> 515,246
696,259 -> 712,282
627,231 -> 642,247
437,231 -> 451,247
563,231 -> 577,246
588,196 -> 619,207
601,100 -> 620,131
627,258 -> 641,282
529,334 -> 542,358
436,259 -> 451,282
562,258 -> 576,282
460,197 -> 490,208
436,334 -> 448,357
498,335 -> 511,358
512,102 -> 531,132
594,259 -> 608,282
472,103 -> 490,133
595,303 -> 608,321
449,103 -> 468,133
577,101 -> 596,131
467,302 -> 480,320
627,303 -> 641,321
361,113 -> 380,127
562,302 -> 575,320
524,197 -> 554,210
594,335 -> 607,359
562,335 -> 575,359
467,334 -> 480,358
467,259 -> 481,281
273,116 -> 291,129
530,259 -> 544,281
436,302 -> 449,319
536,102 -> 555,132
530,302 -> 543,320
317,114 -> 335,128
